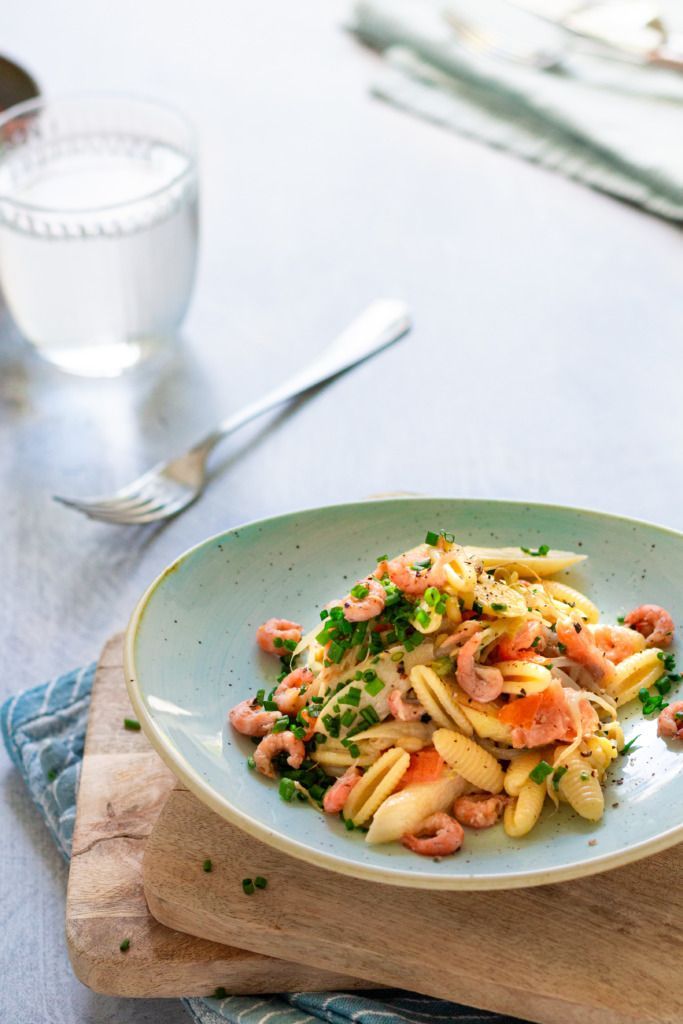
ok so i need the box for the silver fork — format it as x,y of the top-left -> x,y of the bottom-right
54,299 -> 411,525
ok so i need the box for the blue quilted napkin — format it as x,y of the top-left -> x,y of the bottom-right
1,666 -> 523,1024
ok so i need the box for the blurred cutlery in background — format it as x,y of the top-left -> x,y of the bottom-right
54,300 -> 412,525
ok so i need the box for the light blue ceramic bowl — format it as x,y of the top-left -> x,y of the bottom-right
125,498 -> 683,889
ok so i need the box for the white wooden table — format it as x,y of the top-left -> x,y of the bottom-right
1,2 -> 681,1021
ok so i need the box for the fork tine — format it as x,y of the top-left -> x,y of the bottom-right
53,468 -> 162,512
80,494 -> 193,525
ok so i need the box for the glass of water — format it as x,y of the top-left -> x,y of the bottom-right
0,94 -> 198,376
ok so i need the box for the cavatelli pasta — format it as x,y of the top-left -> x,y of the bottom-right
460,705 -> 513,744
342,747 -> 410,826
556,758 -> 604,821
409,665 -> 474,736
497,660 -> 552,695
605,648 -> 664,706
504,779 -> 546,837
366,774 -> 467,845
504,750 -> 547,796
350,720 -> 435,753
542,581 -> 599,624
433,728 -> 505,794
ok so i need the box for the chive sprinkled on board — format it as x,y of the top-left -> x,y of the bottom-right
242,878 -> 255,895
254,876 -> 268,889
214,987 -> 228,999
203,859 -> 213,873
123,718 -> 141,731
119,938 -> 130,952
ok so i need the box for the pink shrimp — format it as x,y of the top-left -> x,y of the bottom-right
555,618 -> 614,684
591,624 -> 643,665
453,793 -> 508,829
342,576 -> 386,623
496,620 -> 544,661
256,618 -> 303,656
657,700 -> 683,740
322,767 -> 361,813
384,545 -> 447,597
401,813 -> 464,857
228,698 -> 280,737
625,604 -> 675,649
388,688 -> 426,722
437,619 -> 482,654
253,730 -> 306,779
456,632 -> 504,702
273,667 -> 315,716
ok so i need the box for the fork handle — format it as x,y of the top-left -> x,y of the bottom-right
191,299 -> 411,457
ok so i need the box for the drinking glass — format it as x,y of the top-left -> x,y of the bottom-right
0,94 -> 198,376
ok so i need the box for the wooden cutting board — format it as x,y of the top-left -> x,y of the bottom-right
65,634 -> 371,997
144,766 -> 683,1023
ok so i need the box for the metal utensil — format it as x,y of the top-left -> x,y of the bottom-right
54,300 -> 411,525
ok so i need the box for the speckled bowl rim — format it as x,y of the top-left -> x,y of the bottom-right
125,497 -> 683,890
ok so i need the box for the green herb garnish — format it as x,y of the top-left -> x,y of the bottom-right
529,760 -> 553,784
123,718 -> 141,731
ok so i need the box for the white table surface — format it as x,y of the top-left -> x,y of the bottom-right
1,2 -> 682,1021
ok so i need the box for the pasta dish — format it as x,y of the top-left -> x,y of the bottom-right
229,532 -> 679,857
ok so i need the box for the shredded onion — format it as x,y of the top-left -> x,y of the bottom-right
479,739 -> 527,761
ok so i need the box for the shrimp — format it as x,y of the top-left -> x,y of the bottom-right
385,545 -> 447,597
228,698 -> 280,737
273,667 -> 315,716
256,618 -> 302,656
436,619 -> 482,654
453,793 -> 508,829
457,632 -> 504,702
401,812 -> 464,857
253,731 -> 306,779
388,688 -> 426,722
496,620 -> 544,661
555,618 -> 614,684
323,767 -> 361,813
591,624 -> 643,665
342,576 -> 386,622
625,604 -> 675,649
657,700 -> 683,740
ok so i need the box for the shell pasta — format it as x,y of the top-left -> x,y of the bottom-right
228,529 -> 677,858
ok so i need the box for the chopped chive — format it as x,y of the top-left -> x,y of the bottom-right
327,641 -> 345,664
213,987 -> 228,999
365,676 -> 385,695
338,687 -> 361,707
202,859 -> 213,872
242,878 -> 255,895
360,706 -> 380,726
123,718 -> 141,731
350,584 -> 369,600
278,778 -> 296,802
552,765 -> 568,790
431,657 -> 452,677
340,709 -> 357,727
346,742 -> 360,757
273,637 -> 284,648
424,530 -> 439,546
329,607 -> 344,620
580,772 -> 589,781
290,724 -> 306,740
617,615 -> 625,625
637,687 -> 650,704
656,677 -> 672,695
344,817 -> 355,831
675,711 -> 683,721
376,554 -> 388,562
531,636 -> 541,649
620,734 -> 640,755
414,608 -> 431,629
529,760 -> 553,784
657,651 -> 677,671
283,639 -> 297,652
322,714 -> 340,737
557,642 -> 567,654
254,875 -> 268,889
272,716 -> 289,733
263,700 -> 278,711
363,670 -> 377,682
319,608 -> 329,620
520,544 -> 549,557
247,755 -> 255,770
119,938 -> 130,952
47,768 -> 58,782
491,603 -> 507,613
255,689 -> 265,703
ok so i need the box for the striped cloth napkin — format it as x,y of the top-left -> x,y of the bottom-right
350,0 -> 683,221
1,665 -> 524,1024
